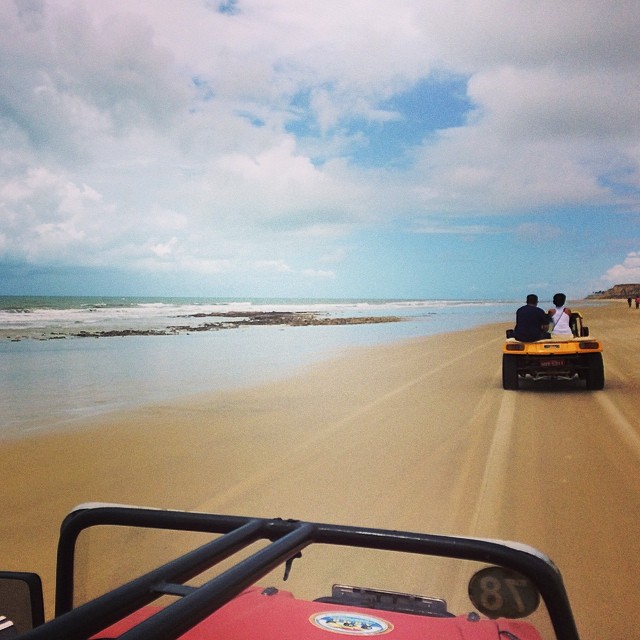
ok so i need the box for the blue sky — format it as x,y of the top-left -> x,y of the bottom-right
1,1 -> 639,300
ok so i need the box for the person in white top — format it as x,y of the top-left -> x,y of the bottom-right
548,293 -> 573,336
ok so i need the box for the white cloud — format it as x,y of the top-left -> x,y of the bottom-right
254,259 -> 292,273
514,223 -> 563,243
411,221 -> 498,235
1,0 -> 639,295
0,2 -> 189,162
0,165 -> 118,261
149,237 -> 179,258
414,1 -> 640,72
601,252 -> 640,283
468,66 -> 640,140
319,247 -> 348,263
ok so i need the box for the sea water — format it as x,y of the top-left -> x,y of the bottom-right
0,297 -> 515,437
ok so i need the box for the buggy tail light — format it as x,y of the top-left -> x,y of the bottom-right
579,341 -> 599,350
505,343 -> 525,351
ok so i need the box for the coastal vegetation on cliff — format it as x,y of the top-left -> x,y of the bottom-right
587,284 -> 640,299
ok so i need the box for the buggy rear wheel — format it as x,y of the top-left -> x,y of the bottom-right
585,353 -> 605,390
502,354 -> 519,390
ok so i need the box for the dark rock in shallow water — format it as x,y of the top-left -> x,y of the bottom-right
178,310 -> 403,327
2,311 -> 404,341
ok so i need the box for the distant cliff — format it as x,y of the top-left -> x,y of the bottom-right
587,284 -> 640,299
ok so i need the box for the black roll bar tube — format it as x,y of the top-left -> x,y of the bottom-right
26,504 -> 579,640
20,517 -> 266,640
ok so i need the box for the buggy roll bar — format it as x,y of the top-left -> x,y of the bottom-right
18,503 -> 579,640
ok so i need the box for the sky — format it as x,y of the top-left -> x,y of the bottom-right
1,0 -> 639,301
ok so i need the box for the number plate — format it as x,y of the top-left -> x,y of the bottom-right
540,358 -> 565,367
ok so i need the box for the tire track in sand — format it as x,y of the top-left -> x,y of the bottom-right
594,393 -> 640,463
195,336 -> 503,513
467,383 -> 517,536
425,369 -> 516,613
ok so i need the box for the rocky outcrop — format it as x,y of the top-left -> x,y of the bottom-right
178,311 -> 403,327
587,284 -> 640,299
5,312 -> 404,341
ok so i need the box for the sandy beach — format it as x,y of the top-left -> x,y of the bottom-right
2,300 -> 639,638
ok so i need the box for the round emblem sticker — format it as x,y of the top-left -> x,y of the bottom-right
311,611 -> 393,635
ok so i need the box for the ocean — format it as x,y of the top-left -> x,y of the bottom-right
0,296 -> 516,438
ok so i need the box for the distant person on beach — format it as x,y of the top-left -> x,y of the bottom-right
513,294 -> 551,342
636,296 -> 640,309
548,293 -> 573,336
628,297 -> 632,308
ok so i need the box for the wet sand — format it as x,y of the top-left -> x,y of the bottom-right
1,301 -> 639,637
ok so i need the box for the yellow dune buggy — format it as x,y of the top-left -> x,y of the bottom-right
502,312 -> 604,390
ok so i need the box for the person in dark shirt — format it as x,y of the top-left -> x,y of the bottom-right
513,294 -> 551,342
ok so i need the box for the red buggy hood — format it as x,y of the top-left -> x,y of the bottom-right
93,586 -> 542,640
